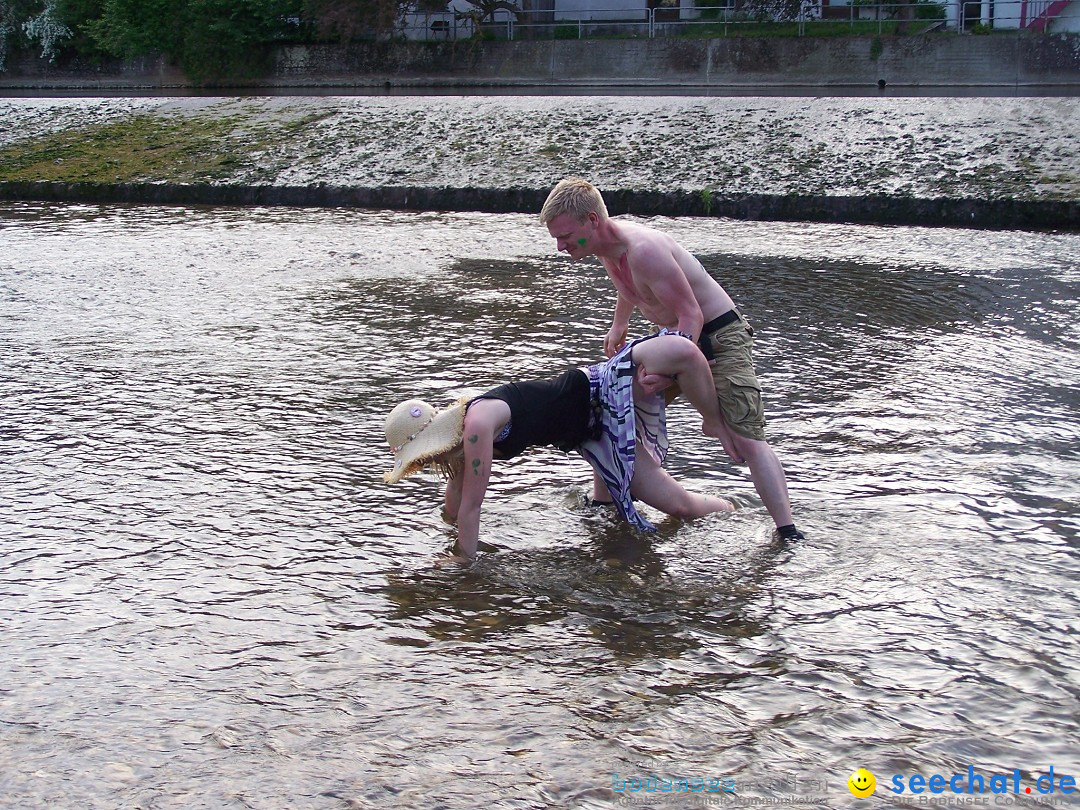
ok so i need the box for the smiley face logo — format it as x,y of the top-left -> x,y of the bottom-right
847,768 -> 877,798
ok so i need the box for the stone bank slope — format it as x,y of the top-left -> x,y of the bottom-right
0,95 -> 1077,230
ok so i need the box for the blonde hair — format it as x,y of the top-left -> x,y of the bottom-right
539,177 -> 608,225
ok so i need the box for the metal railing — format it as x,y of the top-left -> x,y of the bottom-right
399,0 -> 1068,40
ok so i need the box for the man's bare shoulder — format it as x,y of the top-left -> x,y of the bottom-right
613,218 -> 665,241
621,224 -> 678,269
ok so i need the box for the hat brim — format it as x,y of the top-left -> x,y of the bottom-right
384,401 -> 467,484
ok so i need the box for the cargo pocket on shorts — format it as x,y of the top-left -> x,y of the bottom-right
720,371 -> 765,437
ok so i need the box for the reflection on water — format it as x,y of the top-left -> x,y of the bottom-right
1,202 -> 1078,808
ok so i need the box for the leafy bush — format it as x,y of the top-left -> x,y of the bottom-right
915,0 -> 946,19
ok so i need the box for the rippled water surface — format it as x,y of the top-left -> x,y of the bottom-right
1,203 -> 1078,809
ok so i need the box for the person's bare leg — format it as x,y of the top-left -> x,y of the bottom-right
729,433 -> 793,528
656,378 -> 743,464
630,335 -> 735,450
709,411 -> 744,464
590,468 -> 613,505
628,441 -> 734,517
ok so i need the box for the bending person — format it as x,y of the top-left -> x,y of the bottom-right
383,333 -> 735,560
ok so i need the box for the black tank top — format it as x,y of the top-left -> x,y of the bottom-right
476,368 -> 591,459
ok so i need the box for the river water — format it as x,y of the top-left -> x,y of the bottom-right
1,202 -> 1078,809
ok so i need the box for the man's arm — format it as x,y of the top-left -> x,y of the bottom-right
631,242 -> 704,341
605,293 -> 636,358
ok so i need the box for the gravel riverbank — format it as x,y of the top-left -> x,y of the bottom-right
1,94 -> 1078,228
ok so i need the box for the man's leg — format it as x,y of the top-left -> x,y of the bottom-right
704,321 -> 804,540
728,433 -> 794,529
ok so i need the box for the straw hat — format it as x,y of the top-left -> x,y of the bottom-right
383,398 -> 468,484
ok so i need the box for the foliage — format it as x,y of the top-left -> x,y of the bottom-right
455,0 -> 520,25
53,0 -> 106,55
0,4 -> 11,70
302,0 -> 408,41
915,0 -> 945,19
23,0 -> 71,60
84,0 -> 304,82
737,0 -> 803,23
0,0 -> 419,75
1,0 -> 42,68
84,0 -> 181,58
699,188 -> 714,214
181,0 -> 304,82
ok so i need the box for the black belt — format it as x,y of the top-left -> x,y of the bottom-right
698,309 -> 740,361
701,309 -> 739,335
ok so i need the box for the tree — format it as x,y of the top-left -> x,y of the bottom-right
180,0 -> 304,81
454,0 -> 520,25
895,0 -> 915,33
1,0 -> 60,68
52,0 -> 110,56
86,0 -> 184,58
87,0 -> 303,82
23,0 -> 72,60
302,0 -> 407,40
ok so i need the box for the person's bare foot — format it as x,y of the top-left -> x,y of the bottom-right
702,419 -> 744,463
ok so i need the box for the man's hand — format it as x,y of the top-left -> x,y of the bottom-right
604,323 -> 628,358
635,363 -> 675,397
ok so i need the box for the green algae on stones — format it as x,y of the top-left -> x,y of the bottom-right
0,113 -> 253,184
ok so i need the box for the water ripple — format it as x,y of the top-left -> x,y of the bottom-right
1,202 -> 1077,808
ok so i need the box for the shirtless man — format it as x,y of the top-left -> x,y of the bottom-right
540,177 -> 805,542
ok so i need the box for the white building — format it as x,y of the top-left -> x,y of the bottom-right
399,0 -> 1078,38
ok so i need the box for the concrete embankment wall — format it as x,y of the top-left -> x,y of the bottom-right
1,33 -> 1078,89
2,181 -> 1076,231
273,35 -> 1080,88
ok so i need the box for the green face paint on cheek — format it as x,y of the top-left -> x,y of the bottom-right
577,238 -> 587,247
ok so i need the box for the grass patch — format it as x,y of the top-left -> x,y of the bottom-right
0,113 -> 255,183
